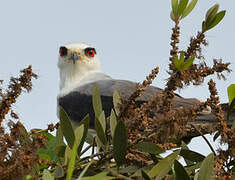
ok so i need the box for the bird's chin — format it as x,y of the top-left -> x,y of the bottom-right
58,61 -> 73,70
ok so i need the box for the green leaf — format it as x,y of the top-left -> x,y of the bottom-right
182,56 -> 195,70
227,98 -> 235,123
110,109 -> 117,137
95,136 -> 102,150
178,0 -> 189,16
56,126 -> 64,146
205,4 -> 219,24
202,21 -> 207,33
170,11 -> 176,21
38,132 -> 57,162
205,8 -> 213,22
181,0 -> 198,19
66,125 -> 84,180
171,0 -> 179,18
95,117 -> 107,146
113,90 -> 121,116
228,84 -> 235,105
119,166 -> 139,174
38,132 -> 60,162
38,152 -> 51,161
64,146 -> 72,166
77,160 -> 94,180
173,56 -> 180,70
198,153 -> 214,180
98,111 -> 106,132
232,118 -> 235,129
86,129 -> 95,144
77,115 -> 90,155
81,171 -> 114,180
25,175 -> 32,180
135,142 -> 165,154
141,170 -> 151,180
42,169 -> 54,180
148,150 -> 180,178
92,83 -> 103,118
194,172 -> 199,180
113,120 -> 128,166
168,175 -> 177,180
179,51 -> 185,65
174,52 -> 186,70
150,153 -> 160,163
181,141 -> 194,166
174,160 -> 190,180
54,165 -> 64,178
54,144 -> 66,158
59,107 -> 75,149
205,11 -> 226,31
185,162 -> 202,174
180,149 -> 205,162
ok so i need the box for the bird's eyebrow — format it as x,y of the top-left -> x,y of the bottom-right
84,47 -> 96,51
84,47 -> 96,54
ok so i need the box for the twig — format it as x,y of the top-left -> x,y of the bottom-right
29,123 -> 59,135
80,144 -> 93,157
128,131 -> 157,148
107,167 -> 133,180
191,124 -> 216,156
92,137 -> 96,157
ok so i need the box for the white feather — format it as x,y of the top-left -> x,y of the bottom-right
58,43 -> 111,97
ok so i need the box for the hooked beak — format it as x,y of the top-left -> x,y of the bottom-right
71,52 -> 80,64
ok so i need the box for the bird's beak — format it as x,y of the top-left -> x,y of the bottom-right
71,52 -> 80,64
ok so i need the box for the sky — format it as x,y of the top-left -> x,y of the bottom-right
0,1 -> 234,155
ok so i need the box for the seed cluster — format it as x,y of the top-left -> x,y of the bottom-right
119,26 -> 233,173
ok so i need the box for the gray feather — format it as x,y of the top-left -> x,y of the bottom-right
58,79 -> 203,128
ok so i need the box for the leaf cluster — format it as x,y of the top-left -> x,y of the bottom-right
34,83 -> 234,179
173,51 -> 195,70
171,0 -> 198,23
35,78 -> 234,179
171,0 -> 225,33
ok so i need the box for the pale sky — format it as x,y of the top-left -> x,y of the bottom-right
0,1 -> 234,155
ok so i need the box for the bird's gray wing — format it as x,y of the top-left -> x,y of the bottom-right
58,79 -> 203,128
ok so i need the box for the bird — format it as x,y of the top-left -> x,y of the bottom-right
57,43 -> 212,129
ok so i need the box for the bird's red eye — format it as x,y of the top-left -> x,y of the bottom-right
85,48 -> 96,58
59,46 -> 68,57
88,49 -> 95,57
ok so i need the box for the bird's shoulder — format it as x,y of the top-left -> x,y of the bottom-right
69,79 -> 163,100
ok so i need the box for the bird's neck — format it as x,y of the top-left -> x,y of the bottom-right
59,64 -> 102,96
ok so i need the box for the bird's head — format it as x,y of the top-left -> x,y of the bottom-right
58,43 -> 104,95
58,43 -> 101,72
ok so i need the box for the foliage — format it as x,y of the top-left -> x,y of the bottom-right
227,87 -> 235,127
0,1 -> 234,180
228,84 -> 235,107
173,51 -> 195,70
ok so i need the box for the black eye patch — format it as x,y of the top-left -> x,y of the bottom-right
59,46 -> 68,57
